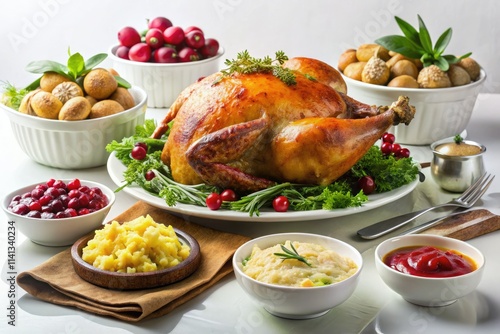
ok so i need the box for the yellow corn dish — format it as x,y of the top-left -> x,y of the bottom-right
82,215 -> 190,273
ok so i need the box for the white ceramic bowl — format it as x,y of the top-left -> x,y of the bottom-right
2,179 -> 115,247
375,234 -> 485,307
0,86 -> 147,169
342,70 -> 486,145
109,45 -> 224,108
233,233 -> 363,319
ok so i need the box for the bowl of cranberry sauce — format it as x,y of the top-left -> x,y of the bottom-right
2,178 -> 115,247
375,234 -> 485,307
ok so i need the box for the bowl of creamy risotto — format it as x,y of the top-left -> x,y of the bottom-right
232,233 -> 363,319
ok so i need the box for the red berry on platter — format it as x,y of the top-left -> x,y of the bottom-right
206,193 -> 222,210
118,26 -> 142,47
131,145 -> 147,160
145,170 -> 156,181
391,143 -> 401,154
220,189 -> 237,202
272,195 -> 290,212
382,132 -> 395,144
396,148 -> 411,158
358,176 -> 376,195
380,142 -> 393,155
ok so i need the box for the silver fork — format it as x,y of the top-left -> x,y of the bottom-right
357,172 -> 495,239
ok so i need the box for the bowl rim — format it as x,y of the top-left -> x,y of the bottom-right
233,232 -> 363,290
375,234 -> 485,281
2,179 -> 116,222
342,68 -> 486,94
430,139 -> 487,158
109,44 -> 225,67
0,85 -> 147,127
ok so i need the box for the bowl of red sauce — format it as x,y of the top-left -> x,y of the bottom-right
375,234 -> 485,307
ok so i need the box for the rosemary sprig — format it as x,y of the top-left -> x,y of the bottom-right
219,50 -> 296,85
274,242 -> 311,267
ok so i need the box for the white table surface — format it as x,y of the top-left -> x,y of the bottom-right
1,94 -> 499,334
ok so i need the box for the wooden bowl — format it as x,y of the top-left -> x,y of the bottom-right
71,228 -> 201,290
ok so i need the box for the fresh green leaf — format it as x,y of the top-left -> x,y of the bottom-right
375,35 -> 424,59
394,16 -> 420,46
84,53 -> 107,70
435,56 -> 450,71
417,15 -> 433,54
67,52 -> 85,80
115,75 -> 132,89
25,60 -> 68,75
434,28 -> 452,56
24,76 -> 42,91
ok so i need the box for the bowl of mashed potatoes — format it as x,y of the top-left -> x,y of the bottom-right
232,233 -> 362,319
71,214 -> 201,290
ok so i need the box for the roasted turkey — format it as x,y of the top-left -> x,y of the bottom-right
152,57 -> 415,193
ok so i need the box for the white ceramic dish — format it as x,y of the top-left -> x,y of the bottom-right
107,151 -> 420,222
232,232 -> 363,319
109,45 -> 224,108
375,234 -> 485,307
1,179 -> 116,247
342,70 -> 486,145
1,86 -> 147,169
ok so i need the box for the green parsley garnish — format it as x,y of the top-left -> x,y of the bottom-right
219,50 -> 296,85
454,134 -> 464,144
274,242 -> 311,267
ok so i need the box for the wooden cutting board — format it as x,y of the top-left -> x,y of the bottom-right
421,208 -> 500,240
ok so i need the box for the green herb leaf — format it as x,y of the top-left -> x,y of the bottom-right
115,75 -> 132,89
395,16 -> 420,45
375,35 -> 423,59
25,60 -> 68,76
84,53 -> 107,70
434,28 -> 452,55
219,50 -> 296,85
417,15 -> 433,54
67,52 -> 85,80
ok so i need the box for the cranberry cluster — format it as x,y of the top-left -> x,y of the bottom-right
116,16 -> 220,63
380,132 -> 410,158
7,178 -> 108,219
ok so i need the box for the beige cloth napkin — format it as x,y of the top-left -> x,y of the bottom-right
17,201 -> 250,322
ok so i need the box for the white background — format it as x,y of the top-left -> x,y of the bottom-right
0,0 -> 499,93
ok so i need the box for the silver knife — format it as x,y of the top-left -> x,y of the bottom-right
397,209 -> 467,235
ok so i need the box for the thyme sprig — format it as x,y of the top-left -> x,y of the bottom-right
274,242 -> 311,267
219,50 -> 296,85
